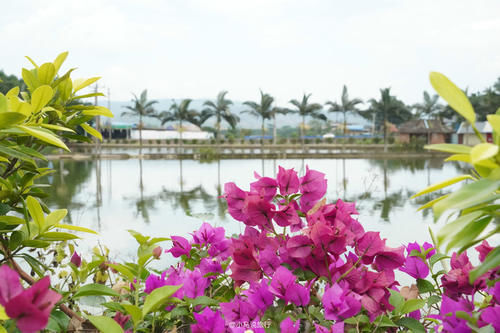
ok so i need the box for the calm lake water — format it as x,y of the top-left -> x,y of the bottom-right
44,157 -> 464,263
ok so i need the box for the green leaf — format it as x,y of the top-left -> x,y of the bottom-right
411,175 -> 472,199
25,56 -> 39,68
45,209 -> 67,228
82,106 -> 114,118
27,196 -> 44,230
470,143 -> 499,164
429,253 -> 450,269
21,239 -> 50,248
128,229 -> 149,245
389,289 -> 405,314
417,194 -> 450,211
46,310 -> 70,332
30,85 -> 54,112
429,72 -> 476,125
87,316 -> 124,333
55,223 -> 98,234
436,211 -> 483,244
0,304 -> 8,320
427,295 -> 441,306
0,215 -> 26,225
396,317 -> 426,333
190,295 -> 219,307
22,68 -> 39,92
401,299 -> 426,315
38,63 -> 56,85
39,123 -> 75,133
445,215 -> 491,252
433,179 -> 500,219
16,125 -> 69,151
0,94 -> 7,113
374,315 -> 398,328
121,303 -> 143,326
416,278 -> 435,293
487,114 -> 500,134
38,231 -> 79,241
73,284 -> 120,299
53,51 -> 68,73
73,77 -> 101,93
106,263 -> 135,282
81,123 -> 102,141
142,285 -> 182,316
469,247 -> 500,282
0,112 -> 27,129
424,143 -> 471,154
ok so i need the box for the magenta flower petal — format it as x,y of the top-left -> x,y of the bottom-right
475,240 -> 493,263
168,235 -> 191,258
323,283 -> 361,321
250,172 -> 278,201
285,283 -> 310,306
191,307 -> 225,333
70,252 -> 82,267
277,166 -> 300,195
286,235 -> 312,258
356,231 -> 385,258
269,266 -> 296,299
280,317 -> 300,333
0,265 -> 23,306
299,166 -> 327,212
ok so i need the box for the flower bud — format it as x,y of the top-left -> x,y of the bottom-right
70,252 -> 81,267
153,246 -> 162,259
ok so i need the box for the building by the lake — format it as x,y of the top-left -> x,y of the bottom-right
398,119 -> 453,144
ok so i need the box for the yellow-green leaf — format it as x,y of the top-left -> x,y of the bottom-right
429,72 -> 476,125
411,175 -> 473,199
73,77 -> 101,94
121,304 -> 143,325
38,63 -> 56,85
0,216 -> 26,225
6,87 -> 20,99
143,285 -> 182,316
0,304 -> 8,320
22,68 -> 39,92
87,316 -> 124,333
82,106 -> 114,118
0,156 -> 9,163
424,144 -> 471,154
55,223 -> 98,235
25,56 -> 39,68
31,85 -> 54,113
0,94 -> 7,112
487,114 -> 500,134
0,112 -> 27,128
16,125 -> 69,151
39,124 -> 75,133
53,51 -> 68,73
27,196 -> 45,230
470,143 -> 498,164
417,193 -> 450,211
445,154 -> 471,163
45,209 -> 67,228
80,123 -> 102,141
38,231 -> 79,241
436,211 -> 484,245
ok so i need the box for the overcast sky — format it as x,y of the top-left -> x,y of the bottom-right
1,0 -> 499,106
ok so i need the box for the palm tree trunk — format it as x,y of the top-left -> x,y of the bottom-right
301,115 -> 305,147
216,113 -> 221,148
139,113 -> 143,157
383,110 -> 388,153
179,119 -> 183,154
343,110 -> 347,152
273,115 -> 277,145
261,118 -> 265,148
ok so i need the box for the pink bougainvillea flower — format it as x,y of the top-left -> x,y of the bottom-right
441,252 -> 476,299
113,311 -> 131,328
167,235 -> 191,258
314,322 -> 344,333
399,242 -> 433,279
230,238 -> 262,284
433,295 -> 474,332
183,269 -> 210,298
355,231 -> 385,258
322,282 -> 361,321
144,271 -> 167,294
374,245 -> 405,271
220,296 -> 258,324
70,251 -> 82,267
273,202 -> 302,229
243,194 -> 275,230
475,240 -> 493,263
224,182 -> 248,222
198,258 -> 223,279
247,279 -> 274,311
191,307 -> 225,333
277,166 -> 300,195
480,305 -> 500,332
360,287 -> 393,321
310,221 -> 346,256
258,248 -> 281,275
299,166 -> 327,212
269,266 -> 297,299
280,317 -> 300,333
286,235 -> 312,259
192,222 -> 226,246
285,283 -> 310,307
5,275 -> 62,333
250,171 -> 278,201
0,265 -> 23,306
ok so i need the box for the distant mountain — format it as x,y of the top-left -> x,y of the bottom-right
99,99 -> 371,129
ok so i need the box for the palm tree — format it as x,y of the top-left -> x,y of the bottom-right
288,93 -> 326,146
122,90 -> 157,154
270,107 -> 288,145
242,91 -> 275,144
202,91 -> 240,145
326,85 -> 363,145
368,88 -> 408,152
412,91 -> 442,119
156,99 -> 199,143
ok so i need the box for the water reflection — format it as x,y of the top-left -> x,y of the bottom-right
43,157 -> 462,259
